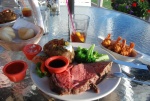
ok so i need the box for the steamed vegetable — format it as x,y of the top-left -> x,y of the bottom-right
75,44 -> 109,63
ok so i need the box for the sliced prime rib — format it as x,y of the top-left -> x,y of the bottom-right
49,61 -> 113,95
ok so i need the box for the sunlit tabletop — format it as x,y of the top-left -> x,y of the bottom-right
0,0 -> 150,101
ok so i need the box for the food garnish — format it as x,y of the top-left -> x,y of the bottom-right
35,62 -> 47,78
71,32 -> 85,42
75,44 -> 109,63
76,32 -> 85,42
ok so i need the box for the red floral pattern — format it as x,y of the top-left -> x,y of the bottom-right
132,2 -> 137,7
111,0 -> 150,18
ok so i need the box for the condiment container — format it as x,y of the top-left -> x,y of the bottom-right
45,56 -> 69,73
2,60 -> 28,82
23,44 -> 42,60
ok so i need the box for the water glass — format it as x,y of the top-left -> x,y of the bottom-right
38,0 -> 50,34
69,14 -> 90,43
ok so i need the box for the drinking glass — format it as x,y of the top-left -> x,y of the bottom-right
38,0 -> 50,34
69,14 -> 90,43
21,7 -> 32,17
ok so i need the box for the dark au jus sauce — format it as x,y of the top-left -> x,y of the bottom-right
49,59 -> 66,68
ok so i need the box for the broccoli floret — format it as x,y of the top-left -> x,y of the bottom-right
75,44 -> 109,63
85,44 -> 96,62
75,47 -> 87,63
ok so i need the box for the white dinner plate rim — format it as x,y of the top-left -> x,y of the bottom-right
0,20 -> 16,27
0,14 -> 19,27
30,42 -> 121,101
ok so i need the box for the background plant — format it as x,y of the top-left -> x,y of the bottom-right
111,0 -> 150,18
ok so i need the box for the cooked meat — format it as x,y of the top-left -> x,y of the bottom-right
49,61 -> 113,95
0,9 -> 17,24
43,39 -> 75,63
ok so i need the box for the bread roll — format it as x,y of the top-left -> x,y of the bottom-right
18,27 -> 35,40
18,27 -> 28,39
2,27 -> 16,38
0,27 -> 15,42
0,31 -> 12,42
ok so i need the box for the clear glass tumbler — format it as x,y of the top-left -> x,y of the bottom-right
69,14 -> 90,43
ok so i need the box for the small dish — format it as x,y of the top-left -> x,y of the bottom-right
23,44 -> 42,60
100,44 -> 143,62
2,60 -> 28,82
45,56 -> 69,73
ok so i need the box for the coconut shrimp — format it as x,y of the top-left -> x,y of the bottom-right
115,39 -> 126,53
120,42 -> 135,56
101,34 -> 112,48
110,36 -> 123,53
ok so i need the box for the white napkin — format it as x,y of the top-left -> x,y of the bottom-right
13,18 -> 40,33
28,0 -> 45,31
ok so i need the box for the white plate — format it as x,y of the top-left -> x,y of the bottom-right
0,14 -> 19,27
0,20 -> 16,27
30,43 -> 121,101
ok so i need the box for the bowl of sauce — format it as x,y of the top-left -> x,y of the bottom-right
45,56 -> 69,73
23,44 -> 42,60
2,60 -> 28,82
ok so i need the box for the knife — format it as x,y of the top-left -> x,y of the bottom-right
113,60 -> 148,70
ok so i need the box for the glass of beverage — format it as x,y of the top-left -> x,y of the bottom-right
22,7 -> 32,17
69,14 -> 90,43
38,0 -> 50,34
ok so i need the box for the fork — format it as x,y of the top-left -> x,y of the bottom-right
112,72 -> 150,86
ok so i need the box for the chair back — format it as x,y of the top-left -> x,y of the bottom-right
59,0 -> 91,6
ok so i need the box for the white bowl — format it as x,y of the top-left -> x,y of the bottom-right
99,41 -> 143,62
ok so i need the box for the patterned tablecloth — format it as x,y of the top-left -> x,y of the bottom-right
0,0 -> 150,101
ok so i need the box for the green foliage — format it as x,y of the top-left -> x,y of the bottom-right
111,0 -> 150,18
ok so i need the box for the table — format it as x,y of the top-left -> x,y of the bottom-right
0,0 -> 150,101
